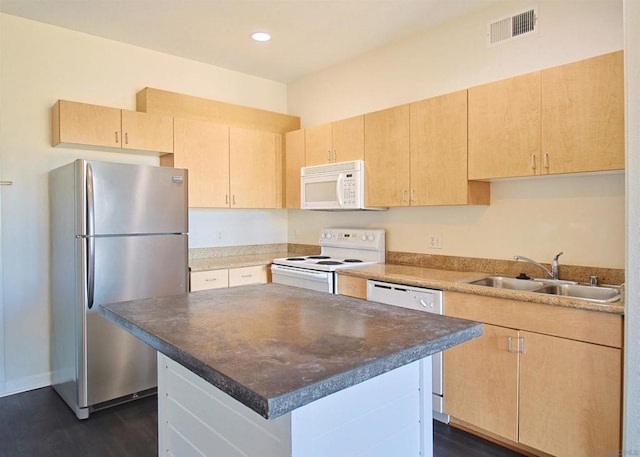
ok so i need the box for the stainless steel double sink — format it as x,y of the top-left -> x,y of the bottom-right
462,275 -> 621,303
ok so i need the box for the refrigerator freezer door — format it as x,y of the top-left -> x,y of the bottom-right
81,160 -> 188,236
81,234 -> 188,407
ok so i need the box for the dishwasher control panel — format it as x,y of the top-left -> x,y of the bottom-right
366,280 -> 443,314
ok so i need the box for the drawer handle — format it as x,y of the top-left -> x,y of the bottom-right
241,274 -> 253,278
507,336 -> 513,353
205,278 -> 217,282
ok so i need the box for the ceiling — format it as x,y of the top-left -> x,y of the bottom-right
0,0 -> 500,83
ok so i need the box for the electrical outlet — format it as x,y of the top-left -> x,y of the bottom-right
429,234 -> 442,249
216,230 -> 223,242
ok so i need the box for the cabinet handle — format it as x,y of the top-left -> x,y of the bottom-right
225,194 -> 229,205
115,132 -> 119,144
205,278 -> 217,282
0,181 -> 13,186
543,153 -> 549,169
232,195 -> 236,205
241,274 -> 253,278
410,189 -> 415,203
530,154 -> 536,170
333,150 -> 337,162
124,132 -> 129,145
402,189 -> 407,202
519,337 -> 526,354
327,150 -> 331,161
507,336 -> 513,353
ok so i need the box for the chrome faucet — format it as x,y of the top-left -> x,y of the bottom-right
513,252 -> 563,280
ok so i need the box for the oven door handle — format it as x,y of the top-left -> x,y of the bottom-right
271,264 -> 330,280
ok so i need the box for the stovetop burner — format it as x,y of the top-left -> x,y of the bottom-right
317,260 -> 344,265
307,255 -> 330,259
344,259 -> 363,263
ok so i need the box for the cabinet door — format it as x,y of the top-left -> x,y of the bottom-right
468,72 -> 541,179
228,265 -> 268,287
541,51 -> 624,174
285,129 -> 305,209
121,110 -> 173,153
337,275 -> 367,299
364,104 -> 410,207
52,100 -> 121,148
518,331 -> 621,457
410,90 -> 476,206
173,118 -> 230,208
305,122 -> 333,166
444,323 -> 519,442
229,127 -> 277,208
332,115 -> 364,163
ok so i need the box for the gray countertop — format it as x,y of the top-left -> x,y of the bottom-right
99,283 -> 482,419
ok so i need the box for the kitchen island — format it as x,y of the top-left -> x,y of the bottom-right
100,283 -> 482,457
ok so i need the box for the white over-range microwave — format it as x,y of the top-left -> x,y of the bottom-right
300,160 -> 386,211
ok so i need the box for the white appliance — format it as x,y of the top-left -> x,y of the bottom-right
50,159 -> 189,419
271,228 -> 385,293
300,160 -> 385,211
367,280 -> 449,423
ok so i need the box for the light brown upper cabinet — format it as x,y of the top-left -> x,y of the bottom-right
164,119 -> 280,209
468,73 -> 542,179
468,51 -> 624,180
285,129 -> 305,209
305,115 -> 364,166
165,117 -> 230,208
229,127 -> 280,209
541,50 -> 624,174
52,100 -> 173,154
410,90 -> 489,206
364,105 -> 411,207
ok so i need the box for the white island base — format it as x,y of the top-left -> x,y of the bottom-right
157,353 -> 434,457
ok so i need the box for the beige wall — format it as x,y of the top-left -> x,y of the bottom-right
287,0 -> 625,269
0,13 -> 288,395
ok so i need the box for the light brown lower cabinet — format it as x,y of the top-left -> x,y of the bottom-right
444,291 -> 622,457
336,275 -> 367,299
190,265 -> 269,292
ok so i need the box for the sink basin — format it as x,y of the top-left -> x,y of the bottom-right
466,276 -> 546,291
533,283 -> 621,303
463,275 -> 621,303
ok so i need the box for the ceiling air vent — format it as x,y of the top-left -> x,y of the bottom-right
488,7 -> 538,47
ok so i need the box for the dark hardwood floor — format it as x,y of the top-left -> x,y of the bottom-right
0,387 -> 522,457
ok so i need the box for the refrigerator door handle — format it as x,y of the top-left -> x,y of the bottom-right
86,163 -> 95,309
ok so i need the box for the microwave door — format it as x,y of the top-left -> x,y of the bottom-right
302,175 -> 340,209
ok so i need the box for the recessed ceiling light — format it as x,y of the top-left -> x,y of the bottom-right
251,31 -> 271,42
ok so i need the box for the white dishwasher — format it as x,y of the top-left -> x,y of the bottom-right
367,280 -> 449,423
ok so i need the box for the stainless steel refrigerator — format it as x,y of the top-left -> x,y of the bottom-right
50,159 -> 188,419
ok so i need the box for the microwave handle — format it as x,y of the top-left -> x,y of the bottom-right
336,173 -> 344,207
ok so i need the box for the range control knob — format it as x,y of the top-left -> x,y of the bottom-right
326,232 -> 333,239
368,234 -> 375,241
361,234 -> 368,241
320,232 -> 326,239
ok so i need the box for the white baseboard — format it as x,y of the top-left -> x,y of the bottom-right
0,371 -> 51,398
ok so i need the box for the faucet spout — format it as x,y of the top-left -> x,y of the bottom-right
513,254 -> 555,279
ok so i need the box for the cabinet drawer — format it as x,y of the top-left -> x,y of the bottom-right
337,276 -> 367,299
190,270 -> 229,291
229,265 -> 268,287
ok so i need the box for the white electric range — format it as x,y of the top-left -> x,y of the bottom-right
271,228 -> 385,293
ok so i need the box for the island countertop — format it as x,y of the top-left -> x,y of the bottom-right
99,283 -> 482,419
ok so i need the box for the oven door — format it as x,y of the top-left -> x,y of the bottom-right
271,264 -> 334,293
